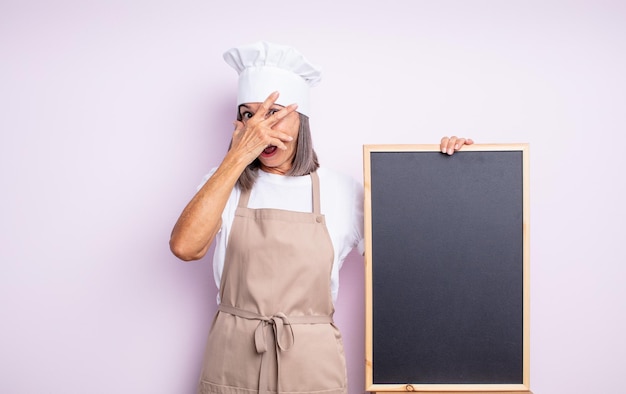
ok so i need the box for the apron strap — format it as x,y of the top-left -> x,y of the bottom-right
237,183 -> 252,208
310,170 -> 321,215
218,303 -> 333,394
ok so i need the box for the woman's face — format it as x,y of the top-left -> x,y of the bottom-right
239,102 -> 300,175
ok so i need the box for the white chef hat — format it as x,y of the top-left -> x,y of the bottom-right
223,41 -> 321,117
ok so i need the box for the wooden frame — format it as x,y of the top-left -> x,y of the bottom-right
363,144 -> 531,393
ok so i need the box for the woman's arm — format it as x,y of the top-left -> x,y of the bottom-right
169,153 -> 248,261
169,92 -> 297,261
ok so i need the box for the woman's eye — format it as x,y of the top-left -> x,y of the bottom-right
267,109 -> 279,117
242,111 -> 253,119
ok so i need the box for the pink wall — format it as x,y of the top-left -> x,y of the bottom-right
2,1 -> 625,393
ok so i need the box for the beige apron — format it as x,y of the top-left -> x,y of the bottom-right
198,171 -> 348,394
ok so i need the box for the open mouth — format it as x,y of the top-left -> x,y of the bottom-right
262,145 -> 278,155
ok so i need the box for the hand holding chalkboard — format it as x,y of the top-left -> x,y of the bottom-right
439,136 -> 475,155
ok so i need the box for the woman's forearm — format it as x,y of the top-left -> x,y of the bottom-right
169,152 -> 249,261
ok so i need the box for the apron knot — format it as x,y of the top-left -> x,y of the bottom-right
217,303 -> 334,394
253,313 -> 295,354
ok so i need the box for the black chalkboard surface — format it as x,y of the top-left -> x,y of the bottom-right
364,144 -> 530,393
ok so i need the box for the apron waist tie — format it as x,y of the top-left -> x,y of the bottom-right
218,303 -> 333,394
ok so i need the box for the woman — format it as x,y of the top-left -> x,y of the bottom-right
170,41 -> 472,394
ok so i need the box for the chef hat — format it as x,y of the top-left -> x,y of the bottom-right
223,41 -> 321,117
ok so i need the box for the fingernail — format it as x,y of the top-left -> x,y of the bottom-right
455,144 -> 459,149
448,148 -> 453,155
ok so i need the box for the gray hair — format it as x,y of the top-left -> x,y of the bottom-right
234,112 -> 320,191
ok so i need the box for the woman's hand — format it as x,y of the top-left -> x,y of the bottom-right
440,136 -> 474,155
229,91 -> 298,165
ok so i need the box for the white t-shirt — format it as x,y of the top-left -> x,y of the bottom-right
198,167 -> 365,304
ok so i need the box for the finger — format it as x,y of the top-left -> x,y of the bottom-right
231,120 -> 245,141
269,130 -> 296,150
440,137 -> 450,154
254,91 -> 280,120
453,138 -> 474,151
266,140 -> 288,151
266,103 -> 299,126
446,136 -> 458,155
454,138 -> 466,150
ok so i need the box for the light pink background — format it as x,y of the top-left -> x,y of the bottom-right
2,1 -> 625,393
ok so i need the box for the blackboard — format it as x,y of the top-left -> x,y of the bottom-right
363,144 -> 530,393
